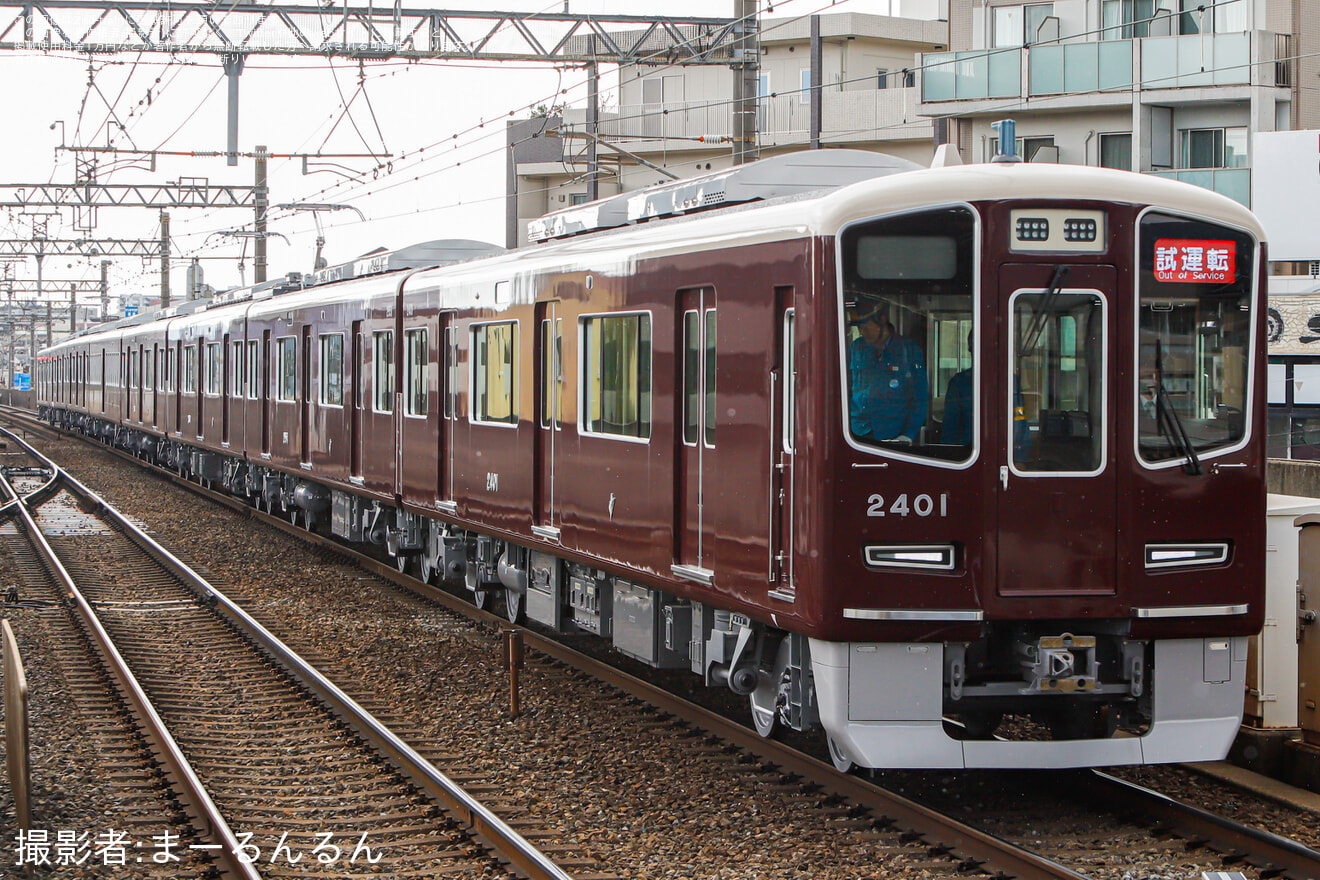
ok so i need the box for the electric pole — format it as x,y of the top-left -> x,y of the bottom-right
732,0 -> 760,165
160,211 -> 171,309
255,145 -> 268,284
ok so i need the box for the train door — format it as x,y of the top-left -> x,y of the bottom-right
350,322 -> 363,479
438,313 -> 459,511
300,325 -> 311,465
769,290 -> 796,597
261,331 -> 272,455
399,318 -> 436,507
222,333 -> 231,444
533,300 -> 562,539
674,287 -> 716,583
996,265 -> 1116,597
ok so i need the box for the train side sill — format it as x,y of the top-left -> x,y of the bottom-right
531,525 -> 561,542
436,500 -> 458,513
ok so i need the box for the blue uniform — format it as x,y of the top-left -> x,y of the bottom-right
942,368 -> 973,445
849,331 -> 927,441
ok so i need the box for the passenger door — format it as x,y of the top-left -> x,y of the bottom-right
533,300 -> 563,539
438,316 -> 460,512
769,292 -> 796,597
995,264 -> 1116,597
674,287 -> 716,584
399,319 -> 436,508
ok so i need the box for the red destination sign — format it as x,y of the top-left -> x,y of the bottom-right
1153,239 -> 1236,283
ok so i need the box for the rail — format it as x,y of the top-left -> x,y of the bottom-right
0,424 -> 577,880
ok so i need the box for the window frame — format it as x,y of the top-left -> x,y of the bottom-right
182,342 -> 198,395
580,310 -> 653,443
403,327 -> 428,418
246,341 -> 260,400
471,320 -> 519,427
319,332 -> 345,408
372,329 -> 394,414
276,336 -> 297,403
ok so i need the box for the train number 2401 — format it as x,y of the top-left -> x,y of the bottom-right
866,493 -> 949,517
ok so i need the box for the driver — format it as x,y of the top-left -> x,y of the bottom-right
848,301 -> 927,444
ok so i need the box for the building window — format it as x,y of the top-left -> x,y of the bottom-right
1102,0 -> 1156,39
800,68 -> 812,102
877,68 -> 888,89
1099,132 -> 1132,170
319,333 -> 344,407
276,337 -> 297,402
584,313 -> 651,439
995,135 -> 1056,162
570,193 -> 588,206
1181,127 -> 1248,169
474,322 -> 517,425
993,3 -> 1054,48
373,330 -> 394,413
404,328 -> 427,416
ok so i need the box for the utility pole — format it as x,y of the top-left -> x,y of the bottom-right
44,300 -> 51,349
255,145 -> 268,284
223,54 -> 245,167
586,58 -> 599,201
809,15 -> 822,149
100,259 -> 109,322
159,211 -> 171,309
731,0 -> 760,165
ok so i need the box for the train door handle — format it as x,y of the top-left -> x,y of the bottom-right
1000,466 -> 1009,490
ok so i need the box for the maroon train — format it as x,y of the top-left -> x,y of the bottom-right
37,150 -> 1268,769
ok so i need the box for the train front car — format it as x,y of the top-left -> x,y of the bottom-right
812,164 -> 1265,770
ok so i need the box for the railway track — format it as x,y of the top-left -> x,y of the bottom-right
0,426 -> 590,879
9,407 -> 1320,879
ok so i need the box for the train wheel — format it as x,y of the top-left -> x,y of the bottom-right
749,641 -> 790,738
418,554 -> 436,584
464,563 -> 491,610
504,588 -> 524,624
395,554 -> 412,576
826,736 -> 854,774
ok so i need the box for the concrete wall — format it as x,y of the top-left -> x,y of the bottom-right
1269,459 -> 1320,497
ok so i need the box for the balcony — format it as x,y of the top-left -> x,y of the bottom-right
921,31 -> 1257,105
606,87 -> 931,146
1146,167 -> 1251,206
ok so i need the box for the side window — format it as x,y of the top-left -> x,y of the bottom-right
583,313 -> 652,439
183,344 -> 198,394
231,341 -> 243,396
404,328 -> 428,416
681,308 -> 714,446
540,318 -> 563,429
373,330 -> 394,413
246,341 -> 259,400
319,333 -> 344,406
205,343 -> 222,395
277,337 -> 297,402
473,322 -> 517,425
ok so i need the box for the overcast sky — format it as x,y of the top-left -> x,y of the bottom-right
0,0 -> 893,306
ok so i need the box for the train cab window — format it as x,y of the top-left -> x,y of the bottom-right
404,328 -> 427,416
319,333 -> 344,407
583,313 -> 652,440
840,205 -> 976,464
1137,212 -> 1255,466
205,343 -> 222,395
183,344 -> 198,394
276,337 -> 297,402
246,341 -> 259,400
1011,291 -> 1106,474
373,330 -> 394,413
473,321 -> 517,425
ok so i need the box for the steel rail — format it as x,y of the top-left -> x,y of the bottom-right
0,431 -> 262,880
1084,770 -> 1320,880
1,425 -> 577,880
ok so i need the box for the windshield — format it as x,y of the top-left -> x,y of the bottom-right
840,206 -> 976,463
1137,212 -> 1254,465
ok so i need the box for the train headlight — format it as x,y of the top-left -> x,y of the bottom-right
1144,542 -> 1230,569
864,543 -> 956,571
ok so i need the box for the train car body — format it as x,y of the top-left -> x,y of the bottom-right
37,151 -> 1268,770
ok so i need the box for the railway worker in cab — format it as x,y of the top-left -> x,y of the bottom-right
848,300 -> 928,445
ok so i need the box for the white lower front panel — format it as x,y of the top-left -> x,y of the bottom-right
810,637 -> 1247,770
